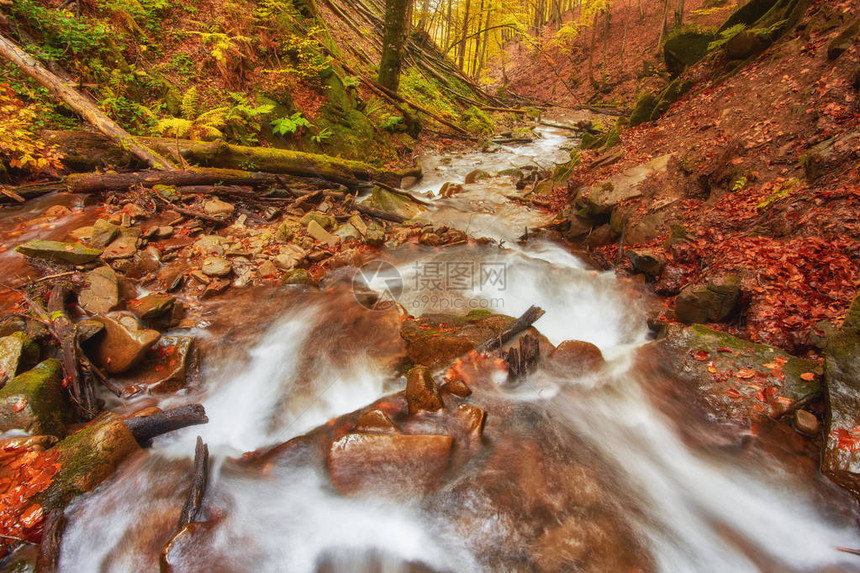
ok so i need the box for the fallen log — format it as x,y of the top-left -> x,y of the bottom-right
64,168 -> 283,194
177,436 -> 209,529
123,404 -> 209,446
0,33 -> 174,170
141,138 -> 413,187
477,305 -> 546,353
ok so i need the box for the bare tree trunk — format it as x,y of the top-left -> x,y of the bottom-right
656,0 -> 671,49
458,0 -> 473,70
0,33 -> 174,170
378,0 -> 414,91
674,0 -> 685,30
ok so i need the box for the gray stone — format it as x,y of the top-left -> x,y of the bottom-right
15,240 -> 102,265
90,219 -> 120,249
78,266 -> 119,315
201,256 -> 232,277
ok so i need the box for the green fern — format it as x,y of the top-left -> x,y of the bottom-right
180,87 -> 200,120
271,112 -> 312,136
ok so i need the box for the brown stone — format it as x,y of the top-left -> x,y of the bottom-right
128,293 -> 175,320
101,234 -> 138,260
405,366 -> 443,415
440,379 -> 472,398
794,409 -> 820,436
353,410 -> 399,434
548,340 -> 605,375
91,315 -> 161,374
78,266 -> 119,315
328,433 -> 452,497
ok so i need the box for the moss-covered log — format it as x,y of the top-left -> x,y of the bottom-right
64,168 -> 284,194
141,139 -> 413,187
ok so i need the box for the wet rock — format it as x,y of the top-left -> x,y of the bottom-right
15,240 -> 102,265
439,182 -> 464,197
657,324 -> 821,423
90,314 -> 161,374
300,211 -> 335,230
78,266 -> 119,315
548,340 -> 605,376
113,247 -> 160,279
328,433 -> 453,497
328,248 -> 363,269
275,219 -> 303,242
257,259 -> 278,278
583,224 -> 617,248
39,413 -> 140,510
201,278 -> 230,299
823,294 -> 860,493
115,335 -> 197,395
440,379 -> 472,398
101,233 -> 138,261
307,220 -> 338,246
365,220 -> 386,247
353,409 -> 399,434
452,404 -> 486,440
348,215 -> 367,236
794,410 -> 820,436
367,186 -> 425,220
626,248 -> 665,278
334,222 -> 361,241
0,331 -> 39,384
283,268 -> 316,286
400,313 -> 515,369
202,199 -> 234,217
128,293 -> 175,320
418,231 -> 442,246
405,366 -> 444,415
76,319 -> 104,343
465,169 -> 490,184
578,154 -> 672,215
0,359 -> 69,436
201,256 -> 232,278
194,235 -> 226,257
272,244 -> 308,271
90,219 -> 120,249
675,274 -> 741,324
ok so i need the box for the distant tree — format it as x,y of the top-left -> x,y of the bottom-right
378,0 -> 414,91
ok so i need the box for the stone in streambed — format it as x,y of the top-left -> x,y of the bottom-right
201,256 -> 232,278
90,219 -> 120,249
307,220 -> 338,246
0,331 -> 39,385
440,379 -> 472,398
794,409 -> 820,436
128,293 -> 175,320
626,248 -> 665,278
101,233 -> 138,261
548,340 -> 605,376
203,199 -> 234,217
300,211 -> 335,230
78,266 -> 119,315
90,314 -> 161,374
353,409 -> 399,434
328,433 -> 452,497
114,335 -> 197,395
400,313 -> 516,370
272,244 -> 307,271
15,240 -> 102,265
0,359 -> 69,436
405,366 -> 443,415
465,169 -> 490,184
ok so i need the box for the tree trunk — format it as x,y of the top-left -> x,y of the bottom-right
378,0 -> 414,91
0,33 -> 174,171
674,0 -> 685,30
457,0 -> 472,70
656,0 -> 672,49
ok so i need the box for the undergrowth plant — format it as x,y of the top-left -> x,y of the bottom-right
0,84 -> 62,177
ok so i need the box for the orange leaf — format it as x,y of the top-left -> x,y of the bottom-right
12,397 -> 27,412
800,372 -> 816,381
735,368 -> 758,379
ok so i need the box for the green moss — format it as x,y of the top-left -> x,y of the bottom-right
0,359 -> 68,436
465,309 -> 493,319
629,93 -> 658,127
663,28 -> 717,76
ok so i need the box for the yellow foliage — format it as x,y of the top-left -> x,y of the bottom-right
0,84 -> 62,176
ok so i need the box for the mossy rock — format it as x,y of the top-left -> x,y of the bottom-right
675,275 -> 742,324
15,240 -> 102,265
300,211 -> 336,230
629,93 -> 658,127
579,132 -> 602,150
725,27 -> 773,59
38,413 -> 140,510
367,186 -> 425,220
282,268 -> 317,286
400,313 -> 516,369
650,79 -> 693,122
664,29 -> 717,77
0,331 -> 39,383
719,0 -> 781,32
0,359 -> 69,436
660,324 -> 821,424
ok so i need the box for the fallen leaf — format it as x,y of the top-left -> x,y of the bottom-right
736,368 -> 758,379
800,372 -> 816,381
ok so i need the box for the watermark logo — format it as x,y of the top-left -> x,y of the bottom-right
352,260 -> 403,310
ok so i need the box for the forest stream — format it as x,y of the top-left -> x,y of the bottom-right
0,117 -> 854,572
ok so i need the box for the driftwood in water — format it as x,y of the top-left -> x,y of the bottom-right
477,305 -> 546,352
505,334 -> 541,382
35,509 -> 67,573
177,436 -> 210,529
123,404 -> 209,446
0,34 -> 174,170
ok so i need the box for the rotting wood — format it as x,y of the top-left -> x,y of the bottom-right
123,404 -> 209,446
177,436 -> 209,529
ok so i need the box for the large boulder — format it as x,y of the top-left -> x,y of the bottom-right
328,433 -> 453,497
89,314 -> 161,374
0,359 -> 69,436
675,275 -> 741,324
663,29 -> 716,76
822,294 -> 860,494
658,324 -> 821,424
15,240 -> 102,265
366,186 -> 425,220
578,154 -> 673,216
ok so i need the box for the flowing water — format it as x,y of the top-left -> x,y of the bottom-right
3,117 -> 859,572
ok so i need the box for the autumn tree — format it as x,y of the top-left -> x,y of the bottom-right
378,0 -> 414,91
